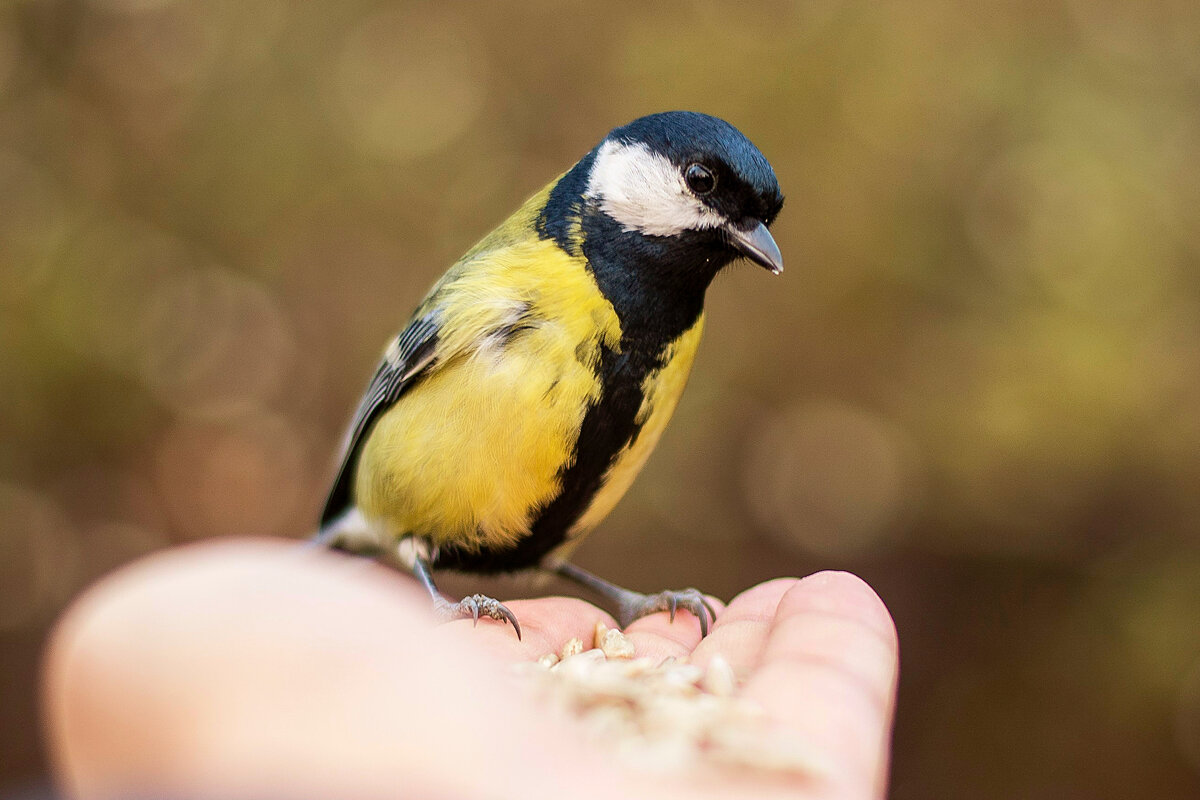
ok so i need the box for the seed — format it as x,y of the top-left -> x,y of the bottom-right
599,628 -> 636,659
702,654 -> 737,696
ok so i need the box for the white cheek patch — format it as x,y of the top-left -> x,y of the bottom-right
586,140 -> 726,237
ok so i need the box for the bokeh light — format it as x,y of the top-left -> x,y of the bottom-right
325,5 -> 488,162
742,400 -> 918,558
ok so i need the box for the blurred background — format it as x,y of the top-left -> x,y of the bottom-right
2,0 -> 1199,797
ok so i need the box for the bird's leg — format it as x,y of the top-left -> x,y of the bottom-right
549,561 -> 717,637
402,536 -> 522,640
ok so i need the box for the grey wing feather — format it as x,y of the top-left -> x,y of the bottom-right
319,312 -> 440,528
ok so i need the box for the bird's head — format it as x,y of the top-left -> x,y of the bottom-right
580,111 -> 784,276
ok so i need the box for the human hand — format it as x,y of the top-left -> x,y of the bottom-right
44,539 -> 898,800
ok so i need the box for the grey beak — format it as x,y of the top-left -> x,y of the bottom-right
725,221 -> 783,275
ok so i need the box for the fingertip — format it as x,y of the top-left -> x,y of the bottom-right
785,571 -> 898,653
741,571 -> 899,799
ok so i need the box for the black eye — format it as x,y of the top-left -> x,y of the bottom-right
685,163 -> 716,195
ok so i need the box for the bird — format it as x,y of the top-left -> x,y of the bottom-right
318,111 -> 784,639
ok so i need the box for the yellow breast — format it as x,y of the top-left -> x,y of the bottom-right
354,234 -> 623,553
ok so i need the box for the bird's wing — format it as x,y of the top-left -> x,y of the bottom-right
318,311 -> 441,528
317,255 -> 542,531
318,183 -> 577,531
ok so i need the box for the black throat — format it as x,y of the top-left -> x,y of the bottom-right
538,151 -> 733,351
576,208 -> 724,350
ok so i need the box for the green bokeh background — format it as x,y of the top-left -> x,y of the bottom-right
3,1 -> 1200,797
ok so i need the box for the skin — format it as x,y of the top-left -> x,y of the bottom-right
43,539 -> 899,800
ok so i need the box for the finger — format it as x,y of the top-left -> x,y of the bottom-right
742,571 -> 899,800
689,578 -> 800,677
622,594 -> 725,662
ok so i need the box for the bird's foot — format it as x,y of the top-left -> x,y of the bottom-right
548,562 -> 718,638
434,594 -> 522,640
617,588 -> 717,637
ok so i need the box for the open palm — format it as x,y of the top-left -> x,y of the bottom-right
45,539 -> 898,800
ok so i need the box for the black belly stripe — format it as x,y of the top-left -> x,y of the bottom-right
436,187 -> 719,574
434,339 -> 661,573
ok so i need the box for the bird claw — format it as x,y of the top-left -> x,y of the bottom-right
619,588 -> 716,637
435,594 -> 522,640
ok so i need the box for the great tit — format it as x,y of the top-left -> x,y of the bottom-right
319,111 -> 784,638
